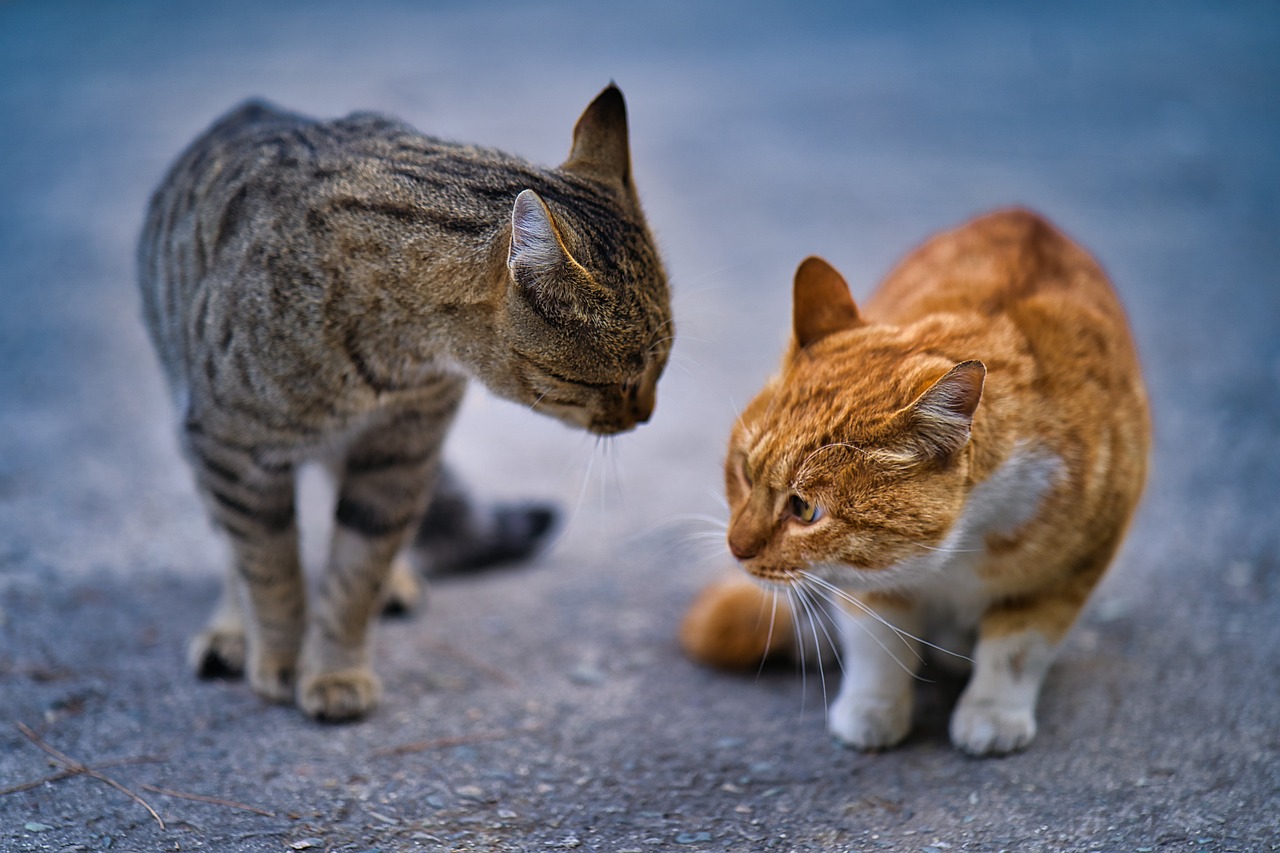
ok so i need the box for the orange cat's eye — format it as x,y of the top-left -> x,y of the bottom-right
789,495 -> 822,524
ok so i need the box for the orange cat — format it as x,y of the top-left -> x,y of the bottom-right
681,210 -> 1150,755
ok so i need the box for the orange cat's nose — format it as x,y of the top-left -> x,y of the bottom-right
727,530 -> 760,561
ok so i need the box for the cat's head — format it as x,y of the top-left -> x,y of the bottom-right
725,257 -> 985,592
496,85 -> 672,436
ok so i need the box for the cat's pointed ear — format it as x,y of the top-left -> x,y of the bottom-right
904,361 -> 986,461
793,256 -> 862,349
562,84 -> 632,188
508,189 -> 608,321
509,189 -> 570,274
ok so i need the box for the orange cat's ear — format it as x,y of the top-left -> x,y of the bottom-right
793,256 -> 862,349
904,361 -> 986,461
563,84 -> 632,189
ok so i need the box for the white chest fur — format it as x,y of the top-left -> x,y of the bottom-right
916,444 -> 1062,625
831,444 -> 1063,627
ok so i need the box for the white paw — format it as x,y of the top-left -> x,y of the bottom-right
950,698 -> 1036,756
828,692 -> 912,751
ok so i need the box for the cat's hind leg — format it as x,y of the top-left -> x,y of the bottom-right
379,555 -> 424,616
300,392 -> 462,721
185,430 -> 305,703
188,565 -> 247,678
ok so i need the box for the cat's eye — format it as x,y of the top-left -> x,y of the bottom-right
789,494 -> 823,524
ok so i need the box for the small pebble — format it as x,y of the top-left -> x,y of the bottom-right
568,665 -> 605,686
675,831 -> 712,844
25,822 -> 54,833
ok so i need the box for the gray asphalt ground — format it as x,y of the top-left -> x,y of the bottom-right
2,1 -> 1278,851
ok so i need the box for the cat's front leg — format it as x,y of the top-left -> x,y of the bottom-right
299,525 -> 409,720
829,594 -> 921,750
299,397 -> 461,721
949,627 -> 1056,756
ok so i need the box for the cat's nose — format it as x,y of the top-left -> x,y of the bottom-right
629,382 -> 655,423
727,529 -> 761,561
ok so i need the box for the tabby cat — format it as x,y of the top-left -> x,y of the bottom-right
139,85 -> 671,720
680,210 -> 1148,755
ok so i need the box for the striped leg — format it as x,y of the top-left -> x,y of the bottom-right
299,393 -> 462,721
185,429 -> 303,703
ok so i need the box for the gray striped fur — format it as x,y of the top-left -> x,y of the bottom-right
139,85 -> 671,720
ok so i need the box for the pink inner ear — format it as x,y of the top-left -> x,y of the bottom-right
793,256 -> 861,349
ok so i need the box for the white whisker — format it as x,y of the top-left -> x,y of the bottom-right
821,591 -> 921,680
673,512 -> 728,531
756,587 -> 782,680
664,358 -> 698,377
785,586 -> 808,714
602,436 -> 625,507
704,488 -> 729,512
676,530 -> 731,543
793,442 -> 875,485
796,581 -> 844,674
793,583 -> 830,711
527,388 -> 551,414
800,571 -> 972,666
567,442 -> 597,525
914,542 -> 983,555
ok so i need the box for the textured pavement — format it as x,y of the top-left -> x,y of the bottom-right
1,1 -> 1278,851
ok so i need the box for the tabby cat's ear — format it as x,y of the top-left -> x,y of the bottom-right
903,361 -> 986,461
563,84 -> 632,188
793,256 -> 862,349
508,189 -> 607,320
509,189 -> 570,274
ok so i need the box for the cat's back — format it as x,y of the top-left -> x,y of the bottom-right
865,209 -> 1149,527
142,99 -> 410,234
865,209 -> 1144,402
865,210 -> 1130,341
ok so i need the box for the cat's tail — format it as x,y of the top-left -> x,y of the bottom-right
679,574 -> 798,669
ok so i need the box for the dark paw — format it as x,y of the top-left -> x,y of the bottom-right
189,629 -> 246,680
195,647 -> 243,680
